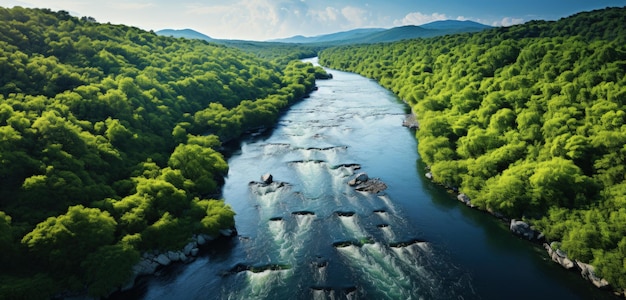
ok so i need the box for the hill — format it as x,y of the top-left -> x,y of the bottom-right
420,20 -> 492,31
156,28 -> 214,41
355,25 -> 442,43
320,6 -> 626,295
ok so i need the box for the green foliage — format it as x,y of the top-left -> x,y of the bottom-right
81,243 -> 140,297
0,6 -> 320,298
22,205 -> 117,273
320,6 -> 626,290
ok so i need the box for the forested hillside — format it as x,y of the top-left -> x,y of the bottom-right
320,7 -> 626,292
0,6 -> 324,298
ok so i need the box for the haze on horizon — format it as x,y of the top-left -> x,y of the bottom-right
0,0 -> 623,41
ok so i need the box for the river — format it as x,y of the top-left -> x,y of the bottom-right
124,58 -> 613,299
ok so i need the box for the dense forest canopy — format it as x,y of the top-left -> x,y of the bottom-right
0,6 -> 325,298
320,6 -> 626,292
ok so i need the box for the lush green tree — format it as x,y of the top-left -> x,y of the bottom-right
168,144 -> 228,196
81,243 -> 140,297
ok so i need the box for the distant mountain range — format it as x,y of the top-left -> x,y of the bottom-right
271,20 -> 491,44
269,28 -> 386,44
156,20 -> 492,45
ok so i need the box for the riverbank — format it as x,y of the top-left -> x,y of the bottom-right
420,169 -> 621,298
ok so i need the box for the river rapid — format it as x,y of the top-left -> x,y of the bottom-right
126,58 -> 613,299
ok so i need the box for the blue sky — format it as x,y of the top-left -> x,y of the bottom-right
1,0 -> 624,40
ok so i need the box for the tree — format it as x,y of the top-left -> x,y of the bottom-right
81,243 -> 140,297
21,205 -> 117,275
168,144 -> 228,195
529,157 -> 597,209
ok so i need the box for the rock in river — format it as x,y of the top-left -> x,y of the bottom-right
347,172 -> 387,193
261,173 -> 273,184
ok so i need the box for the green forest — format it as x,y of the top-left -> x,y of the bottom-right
0,7 -> 327,299
320,7 -> 626,291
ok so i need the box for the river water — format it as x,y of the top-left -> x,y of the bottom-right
129,59 -> 613,299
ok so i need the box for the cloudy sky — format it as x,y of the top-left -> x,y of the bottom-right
1,0 -> 624,40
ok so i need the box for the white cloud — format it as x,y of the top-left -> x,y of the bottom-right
394,11 -> 448,26
308,6 -> 340,23
180,0 -> 290,39
494,17 -> 524,27
341,6 -> 367,27
394,10 -> 524,28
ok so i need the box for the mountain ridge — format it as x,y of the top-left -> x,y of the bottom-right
156,20 -> 492,45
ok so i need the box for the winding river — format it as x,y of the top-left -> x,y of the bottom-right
126,58 -> 613,299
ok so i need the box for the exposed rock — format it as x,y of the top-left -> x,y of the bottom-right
183,242 -> 196,256
389,239 -> 427,248
544,243 -> 575,269
457,193 -> 471,205
292,210 -> 315,216
134,258 -> 159,276
425,172 -> 433,180
197,233 -> 215,245
347,172 -> 387,193
261,173 -> 273,184
355,178 -> 387,193
402,114 -> 419,129
220,228 -> 237,237
166,251 -> 177,262
197,234 -> 206,245
355,173 -> 369,182
577,261 -> 610,289
222,263 -> 292,276
155,254 -> 171,266
190,248 -> 199,256
510,219 -> 537,240
335,211 -> 355,217
348,173 -> 368,186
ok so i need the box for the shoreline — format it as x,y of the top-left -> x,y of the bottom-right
420,166 -> 622,298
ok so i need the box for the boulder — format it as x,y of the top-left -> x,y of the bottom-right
261,173 -> 273,184
348,173 -> 369,186
155,254 -> 171,266
457,193 -> 471,205
197,234 -> 206,245
220,228 -> 236,237
544,243 -> 575,269
183,242 -> 196,256
190,248 -> 199,257
577,261 -> 610,289
355,173 -> 369,182
134,258 -> 159,276
355,178 -> 387,193
167,251 -> 178,262
425,172 -> 433,180
197,233 -> 215,245
510,219 -> 535,240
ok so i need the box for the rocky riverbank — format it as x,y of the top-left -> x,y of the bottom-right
423,168 -> 622,298
106,229 -> 237,299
